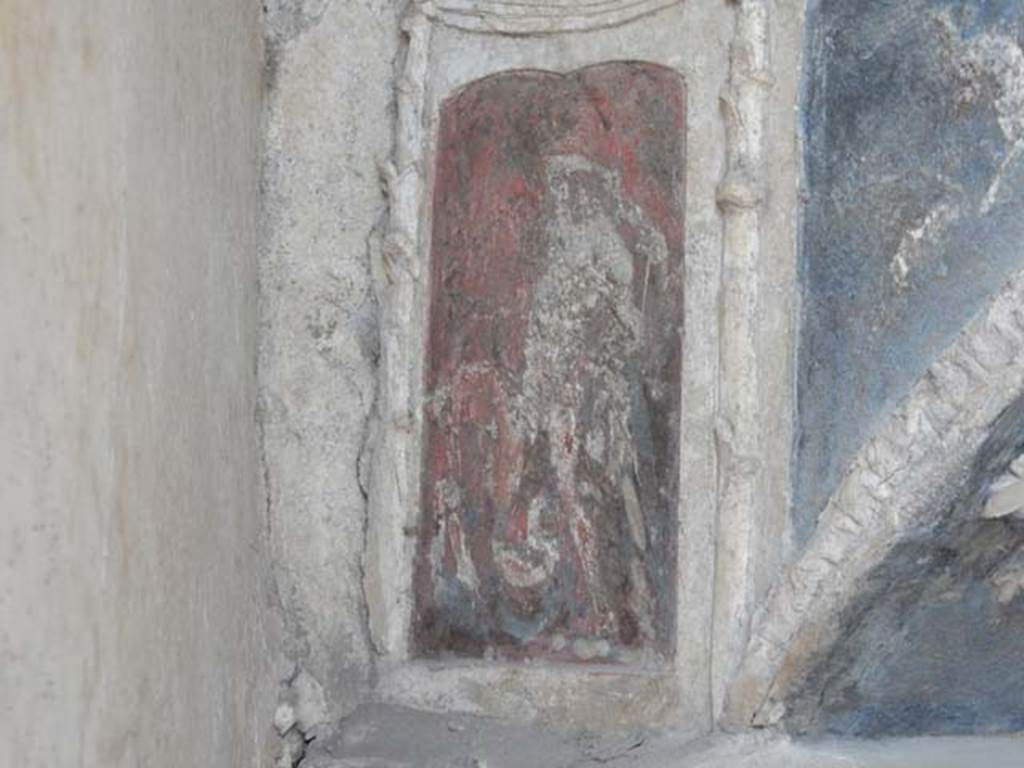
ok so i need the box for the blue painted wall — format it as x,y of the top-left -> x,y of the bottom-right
795,0 -> 1024,542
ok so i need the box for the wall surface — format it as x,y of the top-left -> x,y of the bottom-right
260,0 -> 398,722
795,0 -> 1024,542
726,0 -> 1024,738
0,1 -> 278,765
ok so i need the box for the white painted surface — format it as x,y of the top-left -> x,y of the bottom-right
0,1 -> 278,764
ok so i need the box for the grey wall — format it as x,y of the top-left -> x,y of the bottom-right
0,1 -> 279,764
260,0 -> 398,721
795,0 -> 1024,542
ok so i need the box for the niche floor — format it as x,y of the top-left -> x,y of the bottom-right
296,703 -> 1024,767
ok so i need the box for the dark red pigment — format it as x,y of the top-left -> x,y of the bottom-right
414,63 -> 685,662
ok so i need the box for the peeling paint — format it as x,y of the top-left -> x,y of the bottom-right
796,0 -> 1024,544
413,63 -> 685,662
890,204 -> 957,292
947,20 -> 1024,214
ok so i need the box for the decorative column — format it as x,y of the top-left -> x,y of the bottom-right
365,8 -> 432,660
713,0 -> 773,721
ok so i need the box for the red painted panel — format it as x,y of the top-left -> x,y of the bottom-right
414,63 -> 685,662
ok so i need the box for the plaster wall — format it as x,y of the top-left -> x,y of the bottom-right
260,0 -> 1024,746
0,0 -> 277,764
369,6 -> 732,729
260,0 -> 399,722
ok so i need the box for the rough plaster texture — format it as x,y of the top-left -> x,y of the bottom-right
260,0 -> 399,723
795,0 -> 1024,542
260,0 -> 1024,747
0,0 -> 277,765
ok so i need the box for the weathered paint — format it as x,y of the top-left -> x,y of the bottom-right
413,63 -> 685,662
795,0 -> 1024,543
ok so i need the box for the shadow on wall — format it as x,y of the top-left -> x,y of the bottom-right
795,0 -> 1024,543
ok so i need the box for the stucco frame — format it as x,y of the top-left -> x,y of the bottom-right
364,0 -> 784,730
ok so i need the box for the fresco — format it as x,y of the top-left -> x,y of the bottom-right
796,0 -> 1024,542
413,63 -> 686,661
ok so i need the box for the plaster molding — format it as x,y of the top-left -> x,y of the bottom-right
712,0 -> 773,722
419,0 -> 682,35
365,8 -> 433,661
